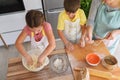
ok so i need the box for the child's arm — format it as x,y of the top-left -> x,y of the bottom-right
15,30 -> 33,65
38,27 -> 56,65
58,30 -> 74,50
79,25 -> 86,47
81,25 -> 86,40
58,30 -> 69,45
57,11 -> 74,51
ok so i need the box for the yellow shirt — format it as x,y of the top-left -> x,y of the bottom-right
57,9 -> 86,30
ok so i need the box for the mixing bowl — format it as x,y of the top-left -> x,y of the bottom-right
22,49 -> 49,72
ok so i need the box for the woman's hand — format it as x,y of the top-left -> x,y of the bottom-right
85,26 -> 94,44
105,30 -> 118,40
65,42 -> 74,51
25,54 -> 33,66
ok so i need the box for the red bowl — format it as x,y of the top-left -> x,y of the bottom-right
86,53 -> 100,66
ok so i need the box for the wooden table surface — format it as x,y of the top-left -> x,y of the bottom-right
66,40 -> 120,80
7,41 -> 120,80
7,50 -> 74,80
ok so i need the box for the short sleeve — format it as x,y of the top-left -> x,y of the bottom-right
23,26 -> 31,36
57,12 -> 65,30
43,22 -> 52,32
79,9 -> 87,25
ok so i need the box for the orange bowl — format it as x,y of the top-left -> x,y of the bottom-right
86,53 -> 100,66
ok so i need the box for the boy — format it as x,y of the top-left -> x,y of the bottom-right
57,0 -> 86,51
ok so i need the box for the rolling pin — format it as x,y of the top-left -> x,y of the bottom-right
74,67 -> 120,80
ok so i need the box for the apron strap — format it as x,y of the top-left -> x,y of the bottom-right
30,28 -> 46,38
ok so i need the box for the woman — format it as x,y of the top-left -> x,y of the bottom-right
86,0 -> 120,54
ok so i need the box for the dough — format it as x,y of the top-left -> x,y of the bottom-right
28,54 -> 38,70
23,54 -> 47,71
53,58 -> 63,70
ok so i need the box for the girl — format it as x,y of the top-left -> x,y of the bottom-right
15,10 -> 56,66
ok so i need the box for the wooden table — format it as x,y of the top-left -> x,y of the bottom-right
7,50 -> 74,80
66,40 -> 120,80
7,41 -> 120,80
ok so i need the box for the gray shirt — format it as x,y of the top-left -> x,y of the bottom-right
87,0 -> 120,27
86,0 -> 102,27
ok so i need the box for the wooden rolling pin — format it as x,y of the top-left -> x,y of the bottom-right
74,67 -> 120,80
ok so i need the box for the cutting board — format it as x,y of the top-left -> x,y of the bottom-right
66,40 -> 120,80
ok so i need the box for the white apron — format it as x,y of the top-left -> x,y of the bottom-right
31,32 -> 49,55
64,19 -> 81,43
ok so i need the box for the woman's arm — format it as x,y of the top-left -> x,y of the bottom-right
105,29 -> 120,40
86,0 -> 101,41
86,0 -> 101,27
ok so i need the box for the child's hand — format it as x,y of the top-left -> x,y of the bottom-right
79,38 -> 85,47
25,55 -> 33,66
65,42 -> 74,51
37,55 -> 45,67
